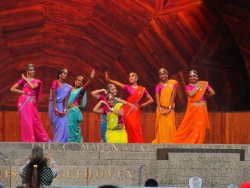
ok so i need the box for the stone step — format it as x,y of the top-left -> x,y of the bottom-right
0,143 -> 250,187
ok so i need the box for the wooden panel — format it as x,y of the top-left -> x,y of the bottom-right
1,111 -> 250,144
0,0 -> 249,112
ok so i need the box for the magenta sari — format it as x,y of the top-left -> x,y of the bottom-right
17,78 -> 50,142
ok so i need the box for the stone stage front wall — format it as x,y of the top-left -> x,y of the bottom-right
0,143 -> 250,187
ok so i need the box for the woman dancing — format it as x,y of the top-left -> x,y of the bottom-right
48,68 -> 72,142
171,70 -> 215,144
93,92 -> 127,143
67,70 -> 95,142
91,83 -> 126,142
105,71 -> 153,143
10,63 -> 50,142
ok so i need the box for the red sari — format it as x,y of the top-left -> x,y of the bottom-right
123,86 -> 145,143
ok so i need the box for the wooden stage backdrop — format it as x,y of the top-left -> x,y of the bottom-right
0,111 -> 249,144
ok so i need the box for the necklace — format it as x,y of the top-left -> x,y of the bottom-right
26,78 -> 33,82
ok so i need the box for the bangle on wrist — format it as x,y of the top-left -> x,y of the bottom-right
111,107 -> 114,112
169,105 -> 172,109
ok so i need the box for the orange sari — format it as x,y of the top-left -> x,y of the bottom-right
152,79 -> 177,143
123,86 -> 145,143
171,81 -> 210,144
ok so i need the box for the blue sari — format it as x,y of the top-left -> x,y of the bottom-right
67,87 -> 87,142
49,82 -> 72,142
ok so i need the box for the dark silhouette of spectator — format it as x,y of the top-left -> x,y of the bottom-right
145,178 -> 159,187
98,185 -> 119,188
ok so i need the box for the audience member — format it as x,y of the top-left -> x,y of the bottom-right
227,184 -> 239,188
145,178 -> 158,187
98,185 -> 119,188
19,146 -> 59,188
189,176 -> 202,188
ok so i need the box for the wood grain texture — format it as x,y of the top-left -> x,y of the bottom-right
1,111 -> 250,144
0,0 -> 249,112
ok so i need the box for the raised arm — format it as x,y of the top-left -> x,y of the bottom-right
91,89 -> 107,100
105,72 -> 125,89
21,74 -> 39,89
82,69 -> 95,91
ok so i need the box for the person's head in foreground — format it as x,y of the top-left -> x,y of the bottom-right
145,178 -> 158,187
189,176 -> 202,188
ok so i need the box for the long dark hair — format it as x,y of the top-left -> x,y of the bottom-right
26,146 -> 47,188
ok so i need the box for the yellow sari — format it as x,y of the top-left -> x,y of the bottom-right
152,79 -> 177,143
171,81 -> 210,144
106,103 -> 128,143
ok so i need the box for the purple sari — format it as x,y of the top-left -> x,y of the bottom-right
17,78 -> 50,142
48,80 -> 72,142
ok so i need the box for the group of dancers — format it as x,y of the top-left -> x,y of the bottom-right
10,64 -> 215,144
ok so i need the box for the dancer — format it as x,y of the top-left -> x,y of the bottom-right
67,69 -> 95,142
91,84 -> 126,142
105,71 -> 153,143
19,146 -> 59,188
93,92 -> 127,143
10,64 -> 50,142
48,68 -> 72,142
171,70 -> 215,144
152,68 -> 178,143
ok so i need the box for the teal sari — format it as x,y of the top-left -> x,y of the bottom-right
67,87 -> 87,142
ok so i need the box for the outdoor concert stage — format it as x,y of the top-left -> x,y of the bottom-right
0,142 -> 249,188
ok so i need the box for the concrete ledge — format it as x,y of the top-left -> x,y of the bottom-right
0,143 -> 249,187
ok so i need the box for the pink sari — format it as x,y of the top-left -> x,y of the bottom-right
17,78 -> 50,142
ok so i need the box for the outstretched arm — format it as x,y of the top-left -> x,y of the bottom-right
115,97 -> 127,105
105,71 -> 125,89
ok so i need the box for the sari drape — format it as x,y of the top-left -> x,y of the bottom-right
171,81 -> 210,144
18,78 -> 50,142
152,79 -> 177,143
67,87 -> 87,142
105,103 -> 127,143
123,86 -> 145,143
49,83 -> 72,142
